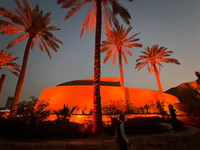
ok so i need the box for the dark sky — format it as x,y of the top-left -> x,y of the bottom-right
0,0 -> 200,107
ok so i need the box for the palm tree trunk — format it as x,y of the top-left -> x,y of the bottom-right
118,50 -> 126,112
0,74 -> 6,94
153,64 -> 165,110
92,0 -> 102,134
118,50 -> 124,88
9,36 -> 34,118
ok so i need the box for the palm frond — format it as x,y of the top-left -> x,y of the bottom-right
58,0 -> 79,8
102,5 -> 112,27
80,2 -> 95,38
36,39 -> 43,52
123,25 -> 132,40
102,40 -> 116,46
10,71 -> 20,77
7,63 -> 20,72
42,35 -> 57,52
69,105 -> 77,115
15,0 -> 24,13
124,32 -> 141,43
157,46 -> 166,53
14,8 -> 29,28
135,61 -> 147,72
103,50 -> 114,63
0,20 -> 19,28
49,36 -> 63,44
129,38 -> 140,42
124,49 -> 132,56
89,6 -> 96,34
112,0 -> 120,15
0,7 -> 16,21
23,0 -> 32,25
124,43 -> 143,48
140,50 -> 148,56
6,35 -> 28,49
116,3 -> 131,25
111,14 -> 119,29
64,0 -> 88,20
147,64 -> 151,73
100,46 -> 109,53
50,40 -> 60,49
0,27 -> 24,34
112,51 -> 117,66
122,50 -> 128,64
31,4 -> 39,19
157,62 -> 163,73
163,58 -> 180,64
102,11 -> 110,35
46,26 -> 60,31
41,38 -> 51,59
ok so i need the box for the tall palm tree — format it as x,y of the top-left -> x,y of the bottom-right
0,49 -> 20,94
57,0 -> 132,133
101,25 -> 142,109
135,45 -> 180,111
0,0 -> 63,117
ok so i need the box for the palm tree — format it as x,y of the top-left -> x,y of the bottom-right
0,0 -> 63,117
135,45 -> 180,111
101,25 -> 142,109
57,0 -> 132,133
0,49 -> 20,94
54,105 -> 77,123
60,105 -> 77,120
0,49 -> 20,76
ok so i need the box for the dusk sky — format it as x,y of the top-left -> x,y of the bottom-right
0,0 -> 200,107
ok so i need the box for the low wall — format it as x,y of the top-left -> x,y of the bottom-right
1,126 -> 200,150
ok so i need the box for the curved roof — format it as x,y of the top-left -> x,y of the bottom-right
57,77 -> 121,87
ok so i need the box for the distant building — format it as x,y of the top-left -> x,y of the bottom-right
0,96 -> 12,117
5,97 -> 13,108
37,77 -> 179,114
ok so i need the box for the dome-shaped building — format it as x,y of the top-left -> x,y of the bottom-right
37,77 -> 179,115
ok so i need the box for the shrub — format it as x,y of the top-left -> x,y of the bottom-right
0,118 -> 85,140
104,116 -> 185,136
17,96 -> 51,125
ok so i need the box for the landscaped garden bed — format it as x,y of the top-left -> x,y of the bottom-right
0,116 -> 185,140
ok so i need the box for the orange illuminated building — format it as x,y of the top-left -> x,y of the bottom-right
38,77 -> 179,116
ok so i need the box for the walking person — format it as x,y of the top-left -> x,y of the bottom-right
115,114 -> 132,150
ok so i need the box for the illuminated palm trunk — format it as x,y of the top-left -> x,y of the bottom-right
92,0 -> 102,134
153,64 -> 165,110
0,74 -> 6,94
9,36 -> 34,117
118,50 -> 124,88
118,50 -> 126,112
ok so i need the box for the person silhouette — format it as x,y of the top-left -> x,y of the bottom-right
115,114 -> 132,150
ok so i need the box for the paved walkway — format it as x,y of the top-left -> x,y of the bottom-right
1,126 -> 200,150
